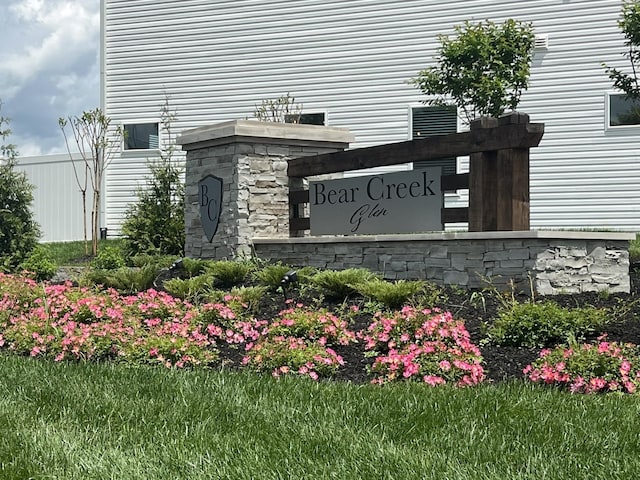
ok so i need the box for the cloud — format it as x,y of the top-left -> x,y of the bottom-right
0,0 -> 100,156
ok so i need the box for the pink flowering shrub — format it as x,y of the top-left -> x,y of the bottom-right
360,306 -> 485,386
241,304 -> 355,380
242,336 -> 344,380
194,295 -> 245,330
524,336 -> 640,394
267,305 -> 356,346
0,273 -> 41,319
0,276 -> 219,368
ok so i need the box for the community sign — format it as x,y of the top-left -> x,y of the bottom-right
309,168 -> 443,235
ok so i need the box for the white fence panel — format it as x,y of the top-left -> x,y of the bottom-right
16,154 -> 94,243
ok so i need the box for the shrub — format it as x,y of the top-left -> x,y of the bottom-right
228,286 -> 268,314
243,337 -> 345,380
267,306 -> 356,345
205,260 -> 252,288
121,99 -> 184,258
486,301 -> 608,348
163,274 -> 215,302
0,159 -> 40,271
361,306 -> 484,386
356,279 -> 428,309
19,245 -> 57,281
254,263 -> 295,290
91,245 -> 126,270
82,265 -> 160,293
0,280 -> 217,368
524,337 -> 640,394
240,304 -> 356,380
311,268 -> 377,299
181,257 -> 209,277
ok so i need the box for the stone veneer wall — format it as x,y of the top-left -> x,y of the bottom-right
177,120 -> 354,259
253,231 -> 634,295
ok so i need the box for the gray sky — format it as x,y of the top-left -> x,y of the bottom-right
0,0 -> 100,156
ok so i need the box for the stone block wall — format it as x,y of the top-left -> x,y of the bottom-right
253,231 -> 634,295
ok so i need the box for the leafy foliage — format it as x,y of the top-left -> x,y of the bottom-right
410,19 -> 535,123
205,260 -> 253,288
355,279 -> 430,309
311,268 -> 378,299
0,104 -> 40,270
19,245 -> 57,282
486,301 -> 608,348
91,245 -> 126,270
162,274 -> 215,302
82,265 -> 160,294
254,263 -> 297,290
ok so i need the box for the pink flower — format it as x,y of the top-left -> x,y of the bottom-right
423,375 -> 445,386
620,360 -> 632,376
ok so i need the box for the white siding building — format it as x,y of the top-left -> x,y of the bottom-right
102,0 -> 640,233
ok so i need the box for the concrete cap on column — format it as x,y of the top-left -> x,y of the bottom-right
177,119 -> 354,151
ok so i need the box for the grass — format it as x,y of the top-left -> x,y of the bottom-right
43,239 -> 125,266
1,354 -> 640,479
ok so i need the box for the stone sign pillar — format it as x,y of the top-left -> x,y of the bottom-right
177,120 -> 354,259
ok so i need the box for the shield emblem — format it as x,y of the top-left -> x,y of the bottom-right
198,175 -> 223,242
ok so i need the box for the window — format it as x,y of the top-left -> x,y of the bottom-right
285,112 -> 326,125
411,106 -> 457,175
124,123 -> 159,150
608,93 -> 640,127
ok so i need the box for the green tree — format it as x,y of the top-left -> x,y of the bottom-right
410,19 -> 535,123
59,108 -> 123,256
0,101 -> 40,270
603,1 -> 640,99
121,97 -> 185,258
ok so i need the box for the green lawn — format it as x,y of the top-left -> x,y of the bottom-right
1,355 -> 639,479
43,239 -> 125,266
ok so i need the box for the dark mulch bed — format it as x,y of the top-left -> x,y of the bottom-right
217,270 -> 640,385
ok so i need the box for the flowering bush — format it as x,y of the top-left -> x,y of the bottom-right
0,275 -> 219,368
242,336 -> 344,380
524,337 -> 640,394
360,306 -> 484,386
267,305 -> 356,345
241,304 -> 355,380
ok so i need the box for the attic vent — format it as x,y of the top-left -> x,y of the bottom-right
535,34 -> 549,50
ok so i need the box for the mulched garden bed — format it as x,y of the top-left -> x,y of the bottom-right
218,270 -> 640,385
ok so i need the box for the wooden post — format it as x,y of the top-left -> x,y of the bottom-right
469,112 -> 531,231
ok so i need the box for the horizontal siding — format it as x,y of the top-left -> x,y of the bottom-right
104,0 -> 640,232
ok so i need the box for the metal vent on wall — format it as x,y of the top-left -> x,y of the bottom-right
535,34 -> 549,50
412,106 -> 457,176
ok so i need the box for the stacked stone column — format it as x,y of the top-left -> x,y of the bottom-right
177,120 -> 353,259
